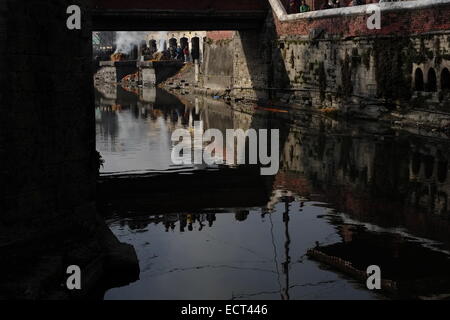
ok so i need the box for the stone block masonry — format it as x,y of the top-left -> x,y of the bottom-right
200,1 -> 450,122
272,1 -> 450,37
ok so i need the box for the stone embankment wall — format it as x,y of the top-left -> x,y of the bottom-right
201,1 -> 450,124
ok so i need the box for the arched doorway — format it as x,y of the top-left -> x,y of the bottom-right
426,68 -> 437,92
180,37 -> 189,50
130,44 -> 138,60
414,68 -> 424,91
424,155 -> 435,179
191,37 -> 200,61
441,68 -> 450,91
437,160 -> 448,183
169,38 -> 178,49
412,152 -> 421,175
169,38 -> 178,59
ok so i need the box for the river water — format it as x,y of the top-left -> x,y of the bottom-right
96,85 -> 450,300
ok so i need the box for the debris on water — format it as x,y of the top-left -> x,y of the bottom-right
255,106 -> 289,113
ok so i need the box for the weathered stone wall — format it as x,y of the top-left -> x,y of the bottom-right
200,2 -> 450,120
201,37 -> 235,91
277,115 -> 450,245
273,1 -> 450,37
201,29 -> 271,100
274,33 -> 450,110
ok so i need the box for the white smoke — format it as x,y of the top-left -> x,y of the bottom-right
114,31 -> 148,54
155,31 -> 168,52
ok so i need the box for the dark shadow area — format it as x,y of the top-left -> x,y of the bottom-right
426,68 -> 437,92
311,226 -> 450,299
414,68 -> 424,91
441,68 -> 450,91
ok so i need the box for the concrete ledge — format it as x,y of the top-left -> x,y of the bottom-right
270,0 -> 450,21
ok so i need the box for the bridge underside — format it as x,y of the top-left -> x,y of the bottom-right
92,10 -> 268,31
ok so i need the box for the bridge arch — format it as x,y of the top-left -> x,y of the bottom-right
423,155 -> 435,179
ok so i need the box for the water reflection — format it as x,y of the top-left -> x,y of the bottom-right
96,84 -> 450,300
95,86 -> 204,173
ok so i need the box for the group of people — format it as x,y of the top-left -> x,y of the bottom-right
169,46 -> 191,62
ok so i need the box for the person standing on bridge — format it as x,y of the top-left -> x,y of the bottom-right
352,0 -> 365,5
332,0 -> 341,8
289,0 -> 299,13
176,46 -> 183,61
183,46 -> 190,63
299,0 -> 311,12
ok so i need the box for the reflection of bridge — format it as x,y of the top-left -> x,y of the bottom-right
98,167 -> 274,215
92,0 -> 269,30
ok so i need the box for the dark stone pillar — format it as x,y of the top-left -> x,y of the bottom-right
0,0 -> 138,299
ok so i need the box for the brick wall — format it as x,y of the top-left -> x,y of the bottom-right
274,4 -> 450,37
206,31 -> 236,41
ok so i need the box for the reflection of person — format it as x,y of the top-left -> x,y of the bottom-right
180,214 -> 187,233
235,211 -> 249,222
187,214 -> 194,231
207,214 -> 216,228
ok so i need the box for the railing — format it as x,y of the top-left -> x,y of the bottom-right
270,0 -> 450,22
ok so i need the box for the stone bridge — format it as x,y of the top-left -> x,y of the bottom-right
91,0 -> 270,30
95,60 -> 185,86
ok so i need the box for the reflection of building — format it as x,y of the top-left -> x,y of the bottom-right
276,115 -> 450,246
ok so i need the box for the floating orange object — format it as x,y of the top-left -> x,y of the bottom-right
255,106 -> 289,113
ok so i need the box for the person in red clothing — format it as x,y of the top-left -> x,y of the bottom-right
183,46 -> 190,62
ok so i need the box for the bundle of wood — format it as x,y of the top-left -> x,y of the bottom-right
110,53 -> 127,62
151,51 -> 171,61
